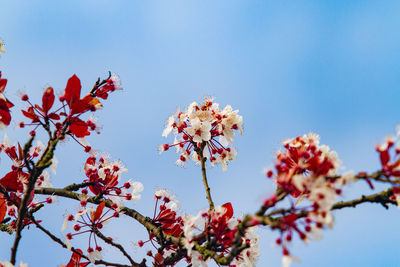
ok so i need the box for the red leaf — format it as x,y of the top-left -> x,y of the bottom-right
42,87 -> 55,114
154,253 -> 165,266
0,171 -> 29,192
89,185 -> 102,195
0,78 -> 7,93
380,150 -> 390,166
92,202 -> 105,222
69,117 -> 90,138
5,98 -> 13,109
48,113 -> 60,120
65,249 -> 89,267
64,75 -> 82,109
222,202 -> 233,220
18,143 -> 23,161
22,107 -> 40,122
0,98 -> 11,128
34,104 -> 44,113
0,198 -> 6,223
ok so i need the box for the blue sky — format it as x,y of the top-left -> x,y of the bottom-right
1,1 -> 400,266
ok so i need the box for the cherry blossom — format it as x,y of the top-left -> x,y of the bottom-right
160,98 -> 242,170
64,202 -> 117,263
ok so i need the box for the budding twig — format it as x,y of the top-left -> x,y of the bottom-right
93,227 -> 142,266
29,215 -> 137,267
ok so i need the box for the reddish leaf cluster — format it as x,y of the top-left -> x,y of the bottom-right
21,74 -> 118,139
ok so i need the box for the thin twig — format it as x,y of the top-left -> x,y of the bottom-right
198,144 -> 214,211
93,227 -> 141,266
29,215 -> 135,267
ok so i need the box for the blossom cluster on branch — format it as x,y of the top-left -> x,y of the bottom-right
0,61 -> 399,267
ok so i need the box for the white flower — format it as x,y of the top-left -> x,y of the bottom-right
131,181 -> 144,203
35,171 -> 52,188
218,105 -> 243,146
155,188 -> 171,199
162,115 -> 176,137
186,117 -> 212,143
183,212 -> 205,256
50,156 -> 58,174
88,250 -> 102,263
74,207 -> 90,221
110,74 -> 121,90
232,226 -> 260,267
282,255 -> 301,267
190,251 -> 208,267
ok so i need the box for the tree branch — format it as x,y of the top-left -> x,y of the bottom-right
198,144 -> 214,211
93,227 -> 143,266
332,187 -> 396,210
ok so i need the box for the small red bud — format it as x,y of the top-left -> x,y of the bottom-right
21,94 -> 29,101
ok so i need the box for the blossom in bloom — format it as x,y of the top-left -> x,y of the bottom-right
182,203 -> 260,266
160,98 -> 242,170
82,155 -> 143,203
265,133 -> 354,261
64,202 -> 118,262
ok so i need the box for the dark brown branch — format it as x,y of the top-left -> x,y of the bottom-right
11,121 -> 69,264
332,187 -> 396,210
63,182 -> 94,191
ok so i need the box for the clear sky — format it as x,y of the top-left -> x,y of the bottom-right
1,1 -> 400,266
